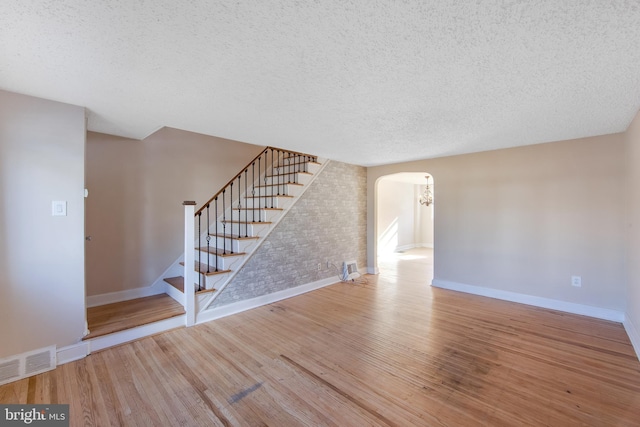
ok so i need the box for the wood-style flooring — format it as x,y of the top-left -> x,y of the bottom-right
84,294 -> 184,339
2,248 -> 640,426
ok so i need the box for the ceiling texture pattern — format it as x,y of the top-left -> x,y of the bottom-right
1,1 -> 640,166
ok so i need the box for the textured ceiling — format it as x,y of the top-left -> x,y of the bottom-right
1,1 -> 640,166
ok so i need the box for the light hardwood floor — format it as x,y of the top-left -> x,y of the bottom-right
2,248 -> 639,426
84,294 -> 185,339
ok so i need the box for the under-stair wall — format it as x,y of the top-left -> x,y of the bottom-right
208,160 -> 367,309
85,129 -> 264,302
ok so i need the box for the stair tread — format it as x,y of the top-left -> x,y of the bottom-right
84,294 -> 184,340
245,195 -> 293,199
255,183 -> 303,188
196,287 -> 218,294
164,276 -> 186,292
208,233 -> 259,240
275,161 -> 321,167
179,261 -> 232,275
221,220 -> 273,225
164,276 -> 218,294
266,171 -> 313,178
282,154 -> 316,159
236,207 -> 283,211
197,247 -> 246,256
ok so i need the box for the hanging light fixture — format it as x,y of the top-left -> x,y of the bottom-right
419,175 -> 433,206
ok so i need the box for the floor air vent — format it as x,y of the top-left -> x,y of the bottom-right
0,346 -> 56,386
0,359 -> 20,385
342,260 -> 360,281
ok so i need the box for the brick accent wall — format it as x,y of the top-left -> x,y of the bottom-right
210,160 -> 366,307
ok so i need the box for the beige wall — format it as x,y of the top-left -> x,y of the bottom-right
86,129 -> 263,296
0,90 -> 86,358
625,110 -> 640,340
368,134 -> 626,310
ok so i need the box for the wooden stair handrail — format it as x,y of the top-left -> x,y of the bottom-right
195,146 -> 316,216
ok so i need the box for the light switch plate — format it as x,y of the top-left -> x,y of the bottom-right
52,201 -> 67,216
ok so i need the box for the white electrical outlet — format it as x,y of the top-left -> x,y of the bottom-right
317,263 -> 321,271
571,275 -> 581,287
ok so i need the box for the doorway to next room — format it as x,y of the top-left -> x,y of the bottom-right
375,173 -> 434,282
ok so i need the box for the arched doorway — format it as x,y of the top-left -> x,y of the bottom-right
375,172 -> 434,278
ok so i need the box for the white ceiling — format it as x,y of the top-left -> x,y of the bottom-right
1,1 -> 639,167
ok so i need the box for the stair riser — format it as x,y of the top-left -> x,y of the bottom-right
193,251 -> 243,271
308,162 -> 322,174
280,154 -> 311,162
196,239 -> 240,256
273,161 -> 321,174
243,197 -> 293,210
264,173 -> 312,186
220,209 -> 267,223
203,272 -> 229,289
215,222 -> 271,236
220,208 -> 280,223
214,188 -> 286,205
272,164 -> 311,175
180,270 -> 231,293
202,236 -> 256,253
252,184 -> 302,197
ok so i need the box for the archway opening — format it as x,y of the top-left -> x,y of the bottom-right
375,172 -> 434,279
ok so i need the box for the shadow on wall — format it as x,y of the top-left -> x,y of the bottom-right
378,217 -> 399,255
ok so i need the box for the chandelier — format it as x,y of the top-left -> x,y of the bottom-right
419,175 -> 433,206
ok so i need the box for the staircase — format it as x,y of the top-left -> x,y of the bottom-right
161,147 -> 326,322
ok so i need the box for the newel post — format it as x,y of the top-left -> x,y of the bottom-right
183,201 -> 196,326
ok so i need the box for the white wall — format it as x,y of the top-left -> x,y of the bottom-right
377,177 -> 434,254
0,90 -> 86,358
368,134 -> 626,312
377,179 -> 415,253
624,109 -> 640,354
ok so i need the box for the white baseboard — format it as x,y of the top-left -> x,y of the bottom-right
623,314 -> 640,361
197,276 -> 338,325
367,266 -> 379,275
431,279 -> 625,323
88,315 -> 185,353
86,283 -> 167,307
45,280 -> 640,371
57,342 -> 89,365
395,244 -> 417,252
58,315 -> 186,361
393,243 -> 433,252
